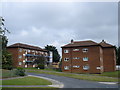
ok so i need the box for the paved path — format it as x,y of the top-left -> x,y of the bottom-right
28,73 -> 118,88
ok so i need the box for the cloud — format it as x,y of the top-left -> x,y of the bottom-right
2,2 -> 118,55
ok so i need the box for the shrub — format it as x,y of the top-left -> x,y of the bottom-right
15,67 -> 26,76
37,64 -> 45,69
2,64 -> 13,70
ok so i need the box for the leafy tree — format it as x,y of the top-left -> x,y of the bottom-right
0,17 -> 13,70
33,55 -> 46,69
45,45 -> 60,62
116,46 -> 120,65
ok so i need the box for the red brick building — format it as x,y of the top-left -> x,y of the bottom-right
7,43 -> 49,68
61,40 -> 116,73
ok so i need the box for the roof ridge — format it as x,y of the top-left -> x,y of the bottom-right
7,43 -> 46,51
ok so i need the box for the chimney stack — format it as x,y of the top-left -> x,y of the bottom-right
101,39 -> 106,43
71,39 -> 74,44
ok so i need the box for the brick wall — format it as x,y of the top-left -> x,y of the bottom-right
62,46 -> 103,73
102,47 -> 116,72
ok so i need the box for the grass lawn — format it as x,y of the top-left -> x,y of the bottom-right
2,76 -> 52,85
2,87 -> 56,88
2,69 -> 18,78
94,71 -> 120,78
27,70 -> 119,82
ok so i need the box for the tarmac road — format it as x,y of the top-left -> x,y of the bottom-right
28,73 -> 118,88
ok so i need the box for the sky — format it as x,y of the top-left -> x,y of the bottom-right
0,1 -> 118,55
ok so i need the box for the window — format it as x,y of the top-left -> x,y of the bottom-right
96,67 -> 101,70
82,48 -> 88,52
18,62 -> 22,65
73,57 -> 80,59
19,55 -> 22,59
83,57 -> 88,61
28,50 -> 30,52
19,48 -> 22,52
32,50 -> 35,52
64,58 -> 69,61
73,49 -> 79,51
64,50 -> 69,53
83,65 -> 89,70
73,65 -> 80,68
64,66 -> 69,70
23,54 -> 25,56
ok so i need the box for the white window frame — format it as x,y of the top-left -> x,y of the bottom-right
19,48 -> 22,52
64,49 -> 69,53
96,67 -> 101,70
83,65 -> 89,70
73,65 -> 80,68
28,49 -> 31,53
73,49 -> 79,51
83,57 -> 88,61
64,58 -> 69,61
19,55 -> 22,59
64,66 -> 69,70
82,48 -> 88,53
18,62 -> 22,65
73,57 -> 80,59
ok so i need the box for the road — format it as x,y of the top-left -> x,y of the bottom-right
28,73 -> 118,88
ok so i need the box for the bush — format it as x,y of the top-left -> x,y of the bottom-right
15,67 -> 26,76
2,64 -> 13,70
37,64 -> 45,69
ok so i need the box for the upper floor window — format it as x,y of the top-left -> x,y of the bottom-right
83,65 -> 89,70
83,57 -> 88,61
19,48 -> 22,52
82,48 -> 88,53
28,50 -> 30,53
18,55 -> 22,59
64,49 -> 69,53
73,57 -> 80,59
64,66 -> 69,70
73,49 -> 79,51
64,58 -> 69,61
32,50 -> 35,52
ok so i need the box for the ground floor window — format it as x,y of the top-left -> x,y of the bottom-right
73,65 -> 80,68
83,65 -> 89,70
64,66 -> 69,70
18,62 -> 22,65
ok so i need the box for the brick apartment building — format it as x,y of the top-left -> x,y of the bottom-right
7,43 -> 49,68
61,40 -> 116,73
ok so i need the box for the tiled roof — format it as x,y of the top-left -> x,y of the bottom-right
61,40 -> 114,48
99,42 -> 113,47
7,43 -> 47,51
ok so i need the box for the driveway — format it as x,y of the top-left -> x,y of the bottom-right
28,73 -> 118,88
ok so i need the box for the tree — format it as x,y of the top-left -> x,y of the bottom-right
116,46 -> 120,65
0,17 -> 13,70
33,55 -> 46,69
45,45 -> 60,62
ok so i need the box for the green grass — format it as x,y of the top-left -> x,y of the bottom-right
2,87 -> 57,88
94,71 -> 120,78
2,76 -> 52,85
25,68 -> 61,72
27,70 -> 119,82
2,69 -> 18,78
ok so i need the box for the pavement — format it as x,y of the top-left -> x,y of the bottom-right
28,73 -> 119,88
1,72 -> 119,88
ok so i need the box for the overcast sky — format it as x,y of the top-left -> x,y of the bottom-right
0,2 -> 118,55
